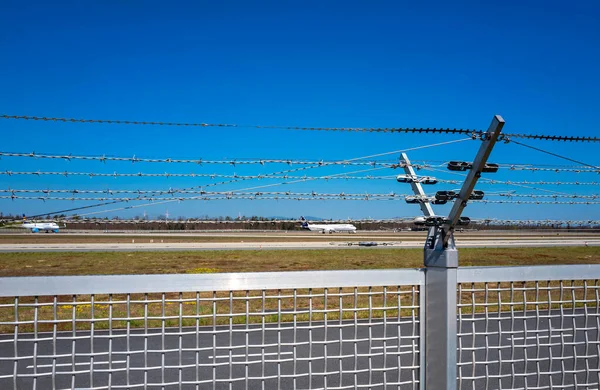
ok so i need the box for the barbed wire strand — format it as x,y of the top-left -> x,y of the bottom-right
4,195 -> 600,205
510,139 -> 600,170
4,170 -> 600,186
17,138 -> 471,218
2,150 -> 600,173
0,138 -> 468,206
2,114 -> 598,142
5,189 -> 599,200
0,171 -> 398,180
422,166 -> 578,197
24,218 -> 599,225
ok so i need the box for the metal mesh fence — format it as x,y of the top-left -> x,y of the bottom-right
0,271 -> 423,389
457,278 -> 600,390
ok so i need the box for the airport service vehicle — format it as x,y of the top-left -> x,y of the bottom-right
22,221 -> 60,233
300,216 -> 357,234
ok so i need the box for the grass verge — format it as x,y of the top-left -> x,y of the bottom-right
1,247 -> 599,333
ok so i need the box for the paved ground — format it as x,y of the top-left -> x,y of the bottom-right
1,310 -> 598,389
0,238 -> 598,252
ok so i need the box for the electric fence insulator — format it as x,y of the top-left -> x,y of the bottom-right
482,163 -> 499,173
425,216 -> 448,226
396,175 -> 414,183
404,196 -> 422,204
420,177 -> 438,185
469,190 -> 485,200
447,161 -> 471,171
435,191 -> 457,201
447,161 -> 499,173
457,217 -> 471,226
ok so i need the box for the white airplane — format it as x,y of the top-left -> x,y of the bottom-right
300,216 -> 357,234
21,221 -> 60,233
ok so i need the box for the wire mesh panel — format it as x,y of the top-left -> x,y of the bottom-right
0,270 -> 423,389
457,265 -> 600,390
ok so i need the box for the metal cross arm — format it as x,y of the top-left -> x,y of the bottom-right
400,153 -> 435,217
442,115 -> 505,247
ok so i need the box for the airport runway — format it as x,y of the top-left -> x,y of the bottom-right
1,310 -> 595,389
0,238 -> 598,252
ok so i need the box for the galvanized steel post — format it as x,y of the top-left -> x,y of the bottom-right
423,115 -> 504,390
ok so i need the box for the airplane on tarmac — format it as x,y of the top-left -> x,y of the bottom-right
300,216 -> 357,234
21,220 -> 61,233
12,215 -> 61,233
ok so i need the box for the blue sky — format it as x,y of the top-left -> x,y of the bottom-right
1,1 -> 598,221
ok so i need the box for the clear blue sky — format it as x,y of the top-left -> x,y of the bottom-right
1,1 -> 598,221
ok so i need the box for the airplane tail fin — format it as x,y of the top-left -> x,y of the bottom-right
300,216 -> 309,228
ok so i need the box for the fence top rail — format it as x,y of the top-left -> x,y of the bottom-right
457,264 -> 600,283
0,268 -> 424,297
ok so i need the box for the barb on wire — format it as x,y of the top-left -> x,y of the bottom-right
3,114 -> 598,142
506,133 -> 599,143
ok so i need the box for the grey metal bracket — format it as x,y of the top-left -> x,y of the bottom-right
400,153 -> 435,217
441,115 -> 504,247
424,225 -> 458,267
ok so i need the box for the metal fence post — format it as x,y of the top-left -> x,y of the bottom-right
423,115 -> 504,390
424,228 -> 458,390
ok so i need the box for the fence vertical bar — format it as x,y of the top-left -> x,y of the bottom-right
424,260 -> 459,390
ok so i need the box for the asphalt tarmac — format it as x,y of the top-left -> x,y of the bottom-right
0,238 -> 598,252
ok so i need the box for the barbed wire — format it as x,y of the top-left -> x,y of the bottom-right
4,170 -> 600,187
3,194 -> 600,205
0,189 -> 411,197
0,152 -> 397,167
2,114 -> 598,142
1,195 -> 413,202
510,139 -> 599,170
422,166 -> 589,198
5,140 -> 469,219
470,200 -> 600,205
0,191 -> 411,200
5,188 -> 600,200
0,170 -> 398,181
497,193 -> 599,199
3,150 -> 599,173
480,180 -> 600,186
5,217 -> 599,226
